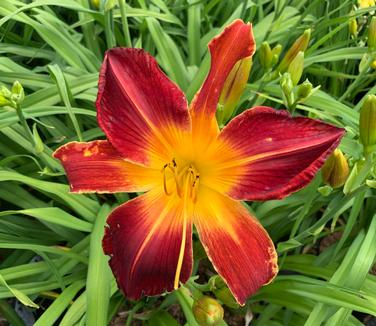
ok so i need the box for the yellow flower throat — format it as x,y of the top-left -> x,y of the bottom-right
162,158 -> 200,203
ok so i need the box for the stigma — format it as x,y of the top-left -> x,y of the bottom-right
162,158 -> 200,202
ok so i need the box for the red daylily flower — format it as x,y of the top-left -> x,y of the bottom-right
53,20 -> 345,305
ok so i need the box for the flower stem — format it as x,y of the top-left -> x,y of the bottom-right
15,102 -> 35,148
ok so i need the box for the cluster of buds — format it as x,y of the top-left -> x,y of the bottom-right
277,29 -> 311,74
0,81 -> 24,108
357,11 -> 376,71
275,29 -> 317,112
259,42 -> 282,71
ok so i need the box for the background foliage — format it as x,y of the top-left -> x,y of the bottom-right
0,0 -> 375,325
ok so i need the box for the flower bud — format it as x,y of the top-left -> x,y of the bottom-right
280,73 -> 294,106
322,149 -> 349,188
0,85 -> 12,99
259,42 -> 273,70
218,56 -> 252,123
368,16 -> 376,49
0,86 -> 12,107
296,79 -> 313,101
359,95 -> 376,152
358,0 -> 375,8
287,51 -> 304,86
93,0 -> 100,8
91,0 -> 100,8
192,296 -> 224,326
11,81 -> 24,105
371,60 -> 376,70
278,29 -> 311,73
271,44 -> 282,66
349,17 -> 358,37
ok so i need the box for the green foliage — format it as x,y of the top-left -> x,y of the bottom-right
0,0 -> 375,325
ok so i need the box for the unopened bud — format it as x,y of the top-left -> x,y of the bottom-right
371,60 -> 376,69
278,29 -> 311,73
296,79 -> 313,101
0,85 -> 12,99
280,73 -> 294,106
192,296 -> 224,326
0,86 -> 12,107
358,0 -> 375,8
322,149 -> 349,188
287,51 -> 304,86
271,44 -> 282,66
359,94 -> 376,152
368,16 -> 376,49
218,57 -> 252,123
259,42 -> 273,70
349,17 -> 358,37
0,95 -> 10,107
91,0 -> 100,8
11,81 -> 24,104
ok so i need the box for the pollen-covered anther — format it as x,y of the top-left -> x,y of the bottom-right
162,159 -> 200,202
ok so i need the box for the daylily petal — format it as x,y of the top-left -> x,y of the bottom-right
53,141 -> 159,193
190,19 -> 255,139
193,186 -> 278,305
103,189 -> 193,299
213,106 -> 345,201
97,48 -> 191,166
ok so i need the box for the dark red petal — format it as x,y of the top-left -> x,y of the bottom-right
216,106 -> 345,201
194,186 -> 278,305
53,141 -> 159,193
190,20 -> 255,138
97,48 -> 190,166
103,190 -> 193,299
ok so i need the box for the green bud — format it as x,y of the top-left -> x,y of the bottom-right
0,85 -> 12,99
213,287 -> 239,309
287,51 -> 304,86
104,0 -> 117,11
192,296 -> 224,326
11,81 -> 24,105
271,44 -> 282,66
322,149 -> 349,188
0,95 -> 10,107
296,79 -> 313,101
278,29 -> 311,73
349,17 -> 358,37
359,95 -> 376,153
259,42 -> 273,70
218,57 -> 252,124
91,0 -> 100,8
280,73 -> 294,106
368,16 -> 376,49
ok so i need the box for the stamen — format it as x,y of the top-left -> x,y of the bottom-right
161,159 -> 200,202
162,165 -> 171,196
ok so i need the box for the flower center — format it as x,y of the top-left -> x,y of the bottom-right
162,158 -> 200,202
